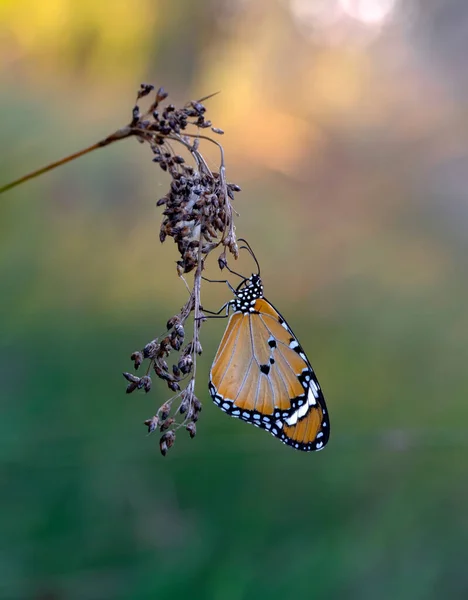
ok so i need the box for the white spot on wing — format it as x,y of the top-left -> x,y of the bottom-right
307,386 -> 317,406
310,380 -> 319,398
298,402 -> 309,419
285,396 -> 310,426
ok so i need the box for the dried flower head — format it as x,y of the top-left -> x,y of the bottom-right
122,85 -> 242,456
0,82 -> 245,458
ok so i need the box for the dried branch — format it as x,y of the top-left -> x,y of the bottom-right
119,85 -> 241,455
1,83 -> 242,456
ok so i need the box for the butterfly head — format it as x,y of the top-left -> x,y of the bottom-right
233,274 -> 264,313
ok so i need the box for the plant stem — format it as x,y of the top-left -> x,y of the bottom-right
0,127 -> 133,195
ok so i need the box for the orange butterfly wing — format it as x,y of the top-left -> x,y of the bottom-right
209,294 -> 329,452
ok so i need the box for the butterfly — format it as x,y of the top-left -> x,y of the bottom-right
208,251 -> 330,452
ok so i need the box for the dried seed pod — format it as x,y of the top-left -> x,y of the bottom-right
181,342 -> 193,357
206,223 -> 217,238
186,422 -> 197,438
144,416 -> 159,433
218,253 -> 227,270
131,351 -> 143,370
131,105 -> 140,125
160,430 -> 175,456
160,403 -> 171,421
160,337 -> 172,355
166,315 -> 181,330
170,331 -> 182,351
190,101 -> 206,113
143,341 -> 160,359
138,375 -> 152,393
174,323 -> 185,339
178,355 -> 193,375
123,372 -> 140,384
153,364 -> 166,378
160,417 -> 175,432
179,400 -> 188,414
126,381 -> 138,394
229,239 -> 239,258
202,242 -> 218,254
159,439 -> 168,456
137,83 -> 155,99
156,87 -> 168,102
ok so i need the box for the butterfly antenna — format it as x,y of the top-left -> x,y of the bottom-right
237,238 -> 261,276
223,263 -> 248,281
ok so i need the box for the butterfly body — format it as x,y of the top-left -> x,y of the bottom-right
209,274 -> 330,451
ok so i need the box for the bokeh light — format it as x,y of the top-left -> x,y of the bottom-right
340,0 -> 396,24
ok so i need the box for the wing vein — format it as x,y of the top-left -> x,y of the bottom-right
259,314 -> 307,386
234,357 -> 254,403
213,321 -> 243,388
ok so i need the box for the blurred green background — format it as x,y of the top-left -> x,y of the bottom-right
1,0 -> 468,598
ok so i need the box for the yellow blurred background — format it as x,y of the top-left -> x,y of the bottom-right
1,1 -> 468,598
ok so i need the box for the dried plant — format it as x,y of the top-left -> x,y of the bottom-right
0,84 -> 242,456
121,85 -> 242,455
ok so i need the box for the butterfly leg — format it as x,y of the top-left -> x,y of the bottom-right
198,301 -> 231,320
202,276 -> 236,294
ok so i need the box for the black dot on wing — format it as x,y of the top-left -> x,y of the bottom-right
260,364 -> 270,375
268,339 -> 277,348
269,357 -> 275,365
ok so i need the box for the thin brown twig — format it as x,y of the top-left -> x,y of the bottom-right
0,128 -> 134,195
